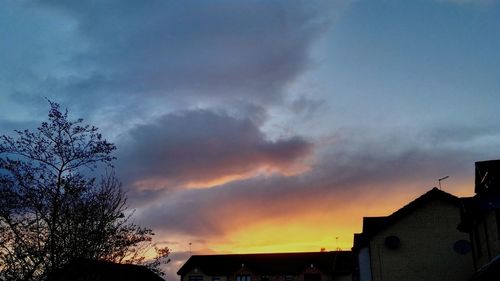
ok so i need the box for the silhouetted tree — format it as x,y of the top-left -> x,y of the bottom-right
0,102 -> 169,281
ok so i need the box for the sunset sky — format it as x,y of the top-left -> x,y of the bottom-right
2,0 -> 500,279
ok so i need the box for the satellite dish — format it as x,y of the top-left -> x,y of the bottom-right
453,240 -> 471,254
385,235 -> 401,249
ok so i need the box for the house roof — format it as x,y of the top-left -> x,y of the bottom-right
177,251 -> 353,277
47,258 -> 164,281
353,187 -> 460,250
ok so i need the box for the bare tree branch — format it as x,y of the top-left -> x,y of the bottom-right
0,101 -> 168,281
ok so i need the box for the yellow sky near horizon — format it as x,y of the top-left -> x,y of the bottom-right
163,181 -> 474,256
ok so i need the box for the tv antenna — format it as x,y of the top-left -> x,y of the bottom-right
438,176 -> 449,190
189,242 -> 192,255
335,237 -> 341,251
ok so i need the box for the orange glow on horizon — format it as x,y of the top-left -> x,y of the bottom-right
190,184 -> 473,254
159,182 -> 476,258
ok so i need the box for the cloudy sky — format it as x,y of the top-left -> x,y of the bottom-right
2,0 -> 500,278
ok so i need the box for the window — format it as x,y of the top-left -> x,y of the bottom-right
190,276 -> 204,281
213,277 -> 220,281
284,275 -> 293,281
237,275 -> 251,281
261,276 -> 269,281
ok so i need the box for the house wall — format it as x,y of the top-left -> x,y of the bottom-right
181,267 -> 339,281
332,274 -> 351,281
369,199 -> 473,281
181,269 -> 230,281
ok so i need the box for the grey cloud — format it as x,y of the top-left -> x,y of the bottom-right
419,125 -> 500,148
26,0 -> 334,109
116,108 -> 313,192
289,96 -> 325,117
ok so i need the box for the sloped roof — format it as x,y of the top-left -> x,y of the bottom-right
47,258 -> 164,281
353,187 -> 460,250
177,251 -> 353,277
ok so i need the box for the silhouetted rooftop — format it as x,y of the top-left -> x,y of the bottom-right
353,187 -> 460,250
177,251 -> 353,276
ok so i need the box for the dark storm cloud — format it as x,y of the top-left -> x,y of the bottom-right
31,0 -> 333,109
116,108 -> 313,191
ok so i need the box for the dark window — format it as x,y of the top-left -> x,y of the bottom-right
261,276 -> 269,281
304,274 -> 320,281
190,276 -> 204,281
384,235 -> 401,249
237,276 -> 251,281
284,276 -> 293,281
213,277 -> 220,281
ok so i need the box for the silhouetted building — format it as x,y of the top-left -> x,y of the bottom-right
352,188 -> 473,281
177,252 -> 353,281
47,258 -> 164,281
458,160 -> 500,281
